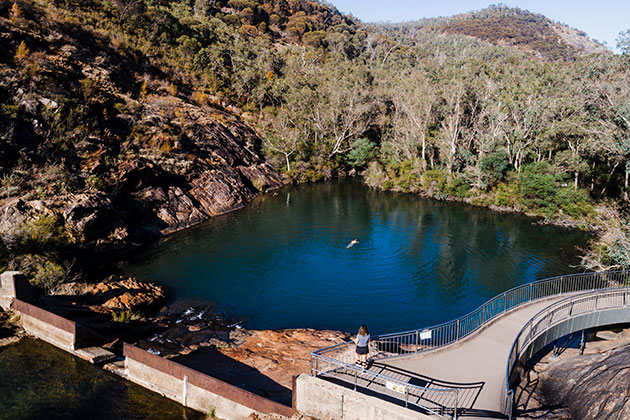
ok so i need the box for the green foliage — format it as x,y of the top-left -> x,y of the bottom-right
381,160 -> 423,192
518,162 -> 558,216
617,29 -> 630,55
111,310 -> 143,323
446,175 -> 472,199
15,215 -> 68,254
422,169 -> 448,195
494,182 -> 519,208
556,188 -> 594,219
86,175 -> 108,192
480,150 -> 510,187
347,138 -> 378,168
26,256 -> 67,292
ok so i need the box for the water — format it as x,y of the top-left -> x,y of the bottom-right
0,338 -> 204,420
122,181 -> 591,334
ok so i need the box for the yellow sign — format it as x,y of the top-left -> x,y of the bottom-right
386,381 -> 406,394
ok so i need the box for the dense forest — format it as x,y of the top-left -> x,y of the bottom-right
1,0 -> 630,289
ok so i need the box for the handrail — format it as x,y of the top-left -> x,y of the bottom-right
311,351 -> 460,418
503,287 -> 630,419
311,270 -> 630,416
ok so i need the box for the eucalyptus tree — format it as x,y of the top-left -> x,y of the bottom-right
388,68 -> 437,165
308,61 -> 377,159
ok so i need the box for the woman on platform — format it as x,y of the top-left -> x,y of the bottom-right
354,324 -> 370,369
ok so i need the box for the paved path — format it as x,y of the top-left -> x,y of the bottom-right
380,297 -> 570,419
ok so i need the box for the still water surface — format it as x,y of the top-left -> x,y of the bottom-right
0,338 -> 203,420
123,181 -> 591,334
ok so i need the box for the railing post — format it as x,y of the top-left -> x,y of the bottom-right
405,387 -> 409,408
504,292 -> 507,312
482,306 -> 486,323
415,330 -> 419,353
456,319 -> 460,340
454,389 -> 459,420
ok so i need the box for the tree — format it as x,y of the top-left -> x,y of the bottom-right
262,107 -> 304,172
389,69 -> 436,164
347,138 -> 378,168
112,0 -> 143,25
617,30 -> 630,55
309,62 -> 376,159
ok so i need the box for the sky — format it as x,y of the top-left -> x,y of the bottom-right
329,0 -> 629,53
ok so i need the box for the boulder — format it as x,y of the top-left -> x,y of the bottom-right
52,275 -> 166,314
539,343 -> 630,420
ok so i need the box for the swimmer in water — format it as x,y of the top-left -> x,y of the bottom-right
346,239 -> 359,248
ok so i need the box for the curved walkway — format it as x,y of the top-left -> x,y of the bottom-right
383,297 -> 568,419
312,271 -> 630,419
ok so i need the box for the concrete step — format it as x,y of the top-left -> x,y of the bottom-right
103,360 -> 127,378
75,347 -> 116,365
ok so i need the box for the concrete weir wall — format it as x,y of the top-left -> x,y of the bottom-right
12,298 -> 77,352
295,374 -> 436,420
1,270 -> 296,420
0,271 -> 36,311
123,343 -> 296,420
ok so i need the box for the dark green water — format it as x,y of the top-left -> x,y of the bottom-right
123,181 -> 591,334
0,338 -> 204,420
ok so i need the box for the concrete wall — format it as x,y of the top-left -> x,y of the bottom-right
0,271 -> 36,310
124,343 -> 296,420
295,374 -> 439,420
12,298 -> 77,352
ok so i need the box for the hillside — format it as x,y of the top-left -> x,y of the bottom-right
0,0 -> 287,287
1,0 -> 630,291
388,5 -> 609,61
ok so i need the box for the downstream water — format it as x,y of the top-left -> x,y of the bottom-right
0,338 -> 203,420
123,181 -> 591,334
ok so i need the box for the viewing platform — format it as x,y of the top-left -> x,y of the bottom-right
308,271 -> 630,419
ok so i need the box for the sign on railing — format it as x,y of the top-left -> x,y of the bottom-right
312,270 -> 630,418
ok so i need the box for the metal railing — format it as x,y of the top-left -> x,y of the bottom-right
504,287 -> 630,419
311,351 -> 461,418
311,270 -> 630,416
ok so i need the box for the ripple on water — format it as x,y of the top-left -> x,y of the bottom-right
122,181 -> 592,333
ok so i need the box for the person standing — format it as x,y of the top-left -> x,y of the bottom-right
354,324 -> 370,369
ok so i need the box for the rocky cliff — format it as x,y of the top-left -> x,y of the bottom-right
0,1 -> 282,273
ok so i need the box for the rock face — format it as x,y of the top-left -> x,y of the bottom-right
52,275 -> 166,314
539,343 -> 630,420
515,328 -> 630,420
0,13 -> 283,262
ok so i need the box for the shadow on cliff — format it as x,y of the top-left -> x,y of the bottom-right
171,347 -> 292,406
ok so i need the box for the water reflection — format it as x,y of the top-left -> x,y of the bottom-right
0,339 -> 203,420
122,181 -> 590,334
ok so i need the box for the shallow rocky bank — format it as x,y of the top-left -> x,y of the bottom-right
133,304 -> 348,405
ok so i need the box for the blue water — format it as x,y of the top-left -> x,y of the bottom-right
122,181 -> 591,334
